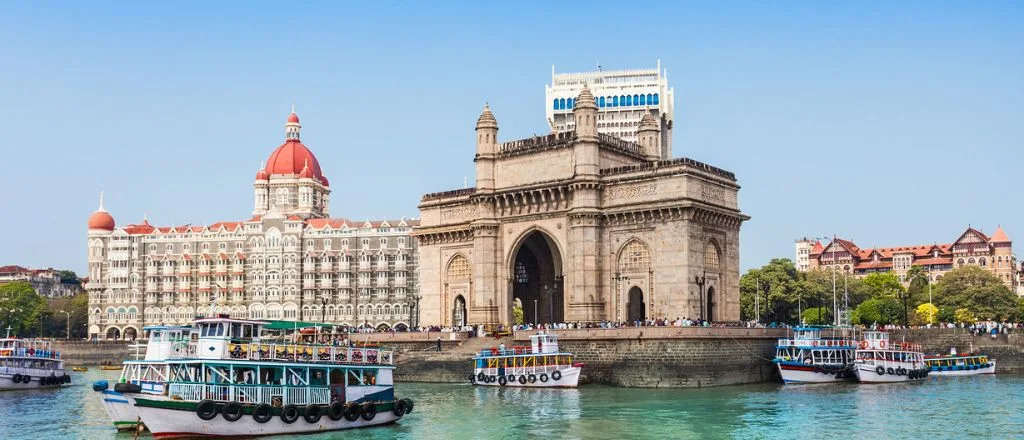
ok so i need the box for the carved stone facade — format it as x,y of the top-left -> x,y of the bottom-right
415,89 -> 748,327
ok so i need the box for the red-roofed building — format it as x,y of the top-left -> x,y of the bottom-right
799,227 -> 1017,289
85,111 -> 421,340
0,265 -> 83,297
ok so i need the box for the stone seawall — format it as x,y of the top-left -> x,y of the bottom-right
887,329 -> 1024,374
52,341 -> 132,365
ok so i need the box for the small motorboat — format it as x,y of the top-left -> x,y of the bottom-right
72,366 -> 89,372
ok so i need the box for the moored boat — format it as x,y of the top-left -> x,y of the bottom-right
72,366 -> 89,372
852,331 -> 928,383
93,325 -> 194,431
925,348 -> 996,376
773,327 -> 857,384
471,332 -> 582,388
0,337 -> 71,390
122,316 -> 412,439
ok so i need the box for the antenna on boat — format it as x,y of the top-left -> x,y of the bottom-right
4,326 -> 11,338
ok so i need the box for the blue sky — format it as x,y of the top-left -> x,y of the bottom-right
1,2 -> 1021,274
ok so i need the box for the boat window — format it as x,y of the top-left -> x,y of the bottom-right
242,325 -> 253,339
216,323 -> 226,337
348,369 -> 362,386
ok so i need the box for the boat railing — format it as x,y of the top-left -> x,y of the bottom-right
221,343 -> 394,366
776,339 -> 857,348
168,382 -> 333,406
858,341 -> 922,353
478,364 -> 566,377
0,365 -> 64,377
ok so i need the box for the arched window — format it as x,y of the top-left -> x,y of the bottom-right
625,95 -> 632,106
980,257 -> 987,267
620,95 -> 626,106
704,241 -> 721,272
653,93 -> 659,104
568,98 -> 574,109
446,255 -> 472,282
968,258 -> 975,265
559,98 -> 566,110
598,96 -> 605,107
633,94 -> 639,105
552,99 -> 558,110
612,96 -> 619,106
639,94 -> 646,105
646,93 -> 653,104
276,188 -> 288,206
957,258 -> 965,267
619,240 -> 652,272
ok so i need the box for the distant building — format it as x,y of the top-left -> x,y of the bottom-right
803,227 -> 1017,289
85,111 -> 420,341
794,238 -> 816,272
0,265 -> 82,297
545,61 -> 675,158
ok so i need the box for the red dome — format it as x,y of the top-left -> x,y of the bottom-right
88,210 -> 115,231
299,161 -> 314,179
321,175 -> 330,187
255,169 -> 269,180
265,140 -> 323,181
287,112 -> 300,123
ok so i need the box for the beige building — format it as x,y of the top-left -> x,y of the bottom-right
806,227 -> 1017,289
414,86 -> 748,327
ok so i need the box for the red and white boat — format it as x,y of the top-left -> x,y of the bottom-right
471,333 -> 582,388
853,331 -> 928,383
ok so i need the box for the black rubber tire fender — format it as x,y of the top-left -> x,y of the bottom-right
393,399 -> 406,416
280,404 -> 300,424
528,374 -> 537,383
498,376 -> 507,386
22,375 -> 31,384
476,372 -> 485,382
12,374 -> 22,383
518,375 -> 527,385
344,402 -> 361,422
252,403 -> 273,423
303,404 -> 322,424
403,398 -> 414,414
196,400 -> 219,421
360,402 -> 377,421
539,373 -> 549,383
552,370 -> 562,381
222,402 -> 244,422
327,402 -> 345,421
875,366 -> 885,376
886,367 -> 895,375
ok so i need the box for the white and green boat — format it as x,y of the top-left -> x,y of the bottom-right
122,316 -> 412,439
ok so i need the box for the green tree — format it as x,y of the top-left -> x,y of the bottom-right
0,282 -> 48,337
934,266 -> 1017,321
740,259 -> 803,323
45,293 -> 89,339
853,298 -> 903,326
801,307 -> 831,325
861,272 -> 905,300
905,265 -> 932,307
512,304 -> 524,325
56,270 -> 81,286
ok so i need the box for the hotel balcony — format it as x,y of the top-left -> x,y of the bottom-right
337,279 -> 350,288
393,278 -> 407,287
161,282 -> 175,291
145,266 -> 157,276
303,279 -> 316,289
395,262 -> 407,271
318,279 -> 333,289
358,279 -> 371,287
375,262 -> 389,271
319,264 -> 333,272
359,262 -> 371,271
231,265 -> 245,274
161,268 -> 174,276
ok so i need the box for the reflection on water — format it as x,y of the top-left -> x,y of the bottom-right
1,370 -> 1023,439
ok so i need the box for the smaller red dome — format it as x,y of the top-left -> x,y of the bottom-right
321,175 -> 330,187
256,169 -> 269,180
287,112 -> 300,124
88,211 -> 115,231
299,162 -> 314,179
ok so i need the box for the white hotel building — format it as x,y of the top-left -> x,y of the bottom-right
545,61 -> 675,158
85,112 -> 420,340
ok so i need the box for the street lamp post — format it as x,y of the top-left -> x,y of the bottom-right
58,310 -> 71,340
694,271 -> 707,322
533,299 -> 538,325
321,294 -> 330,324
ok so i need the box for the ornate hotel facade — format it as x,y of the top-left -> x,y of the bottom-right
85,113 -> 419,340
415,86 -> 748,327
799,226 -> 1017,289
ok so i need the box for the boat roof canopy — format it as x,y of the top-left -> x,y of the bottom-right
143,325 -> 193,331
262,320 -> 333,331
192,317 -> 269,326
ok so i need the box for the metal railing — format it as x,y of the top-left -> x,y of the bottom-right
167,383 -> 332,406
174,343 -> 394,365
776,338 -> 858,348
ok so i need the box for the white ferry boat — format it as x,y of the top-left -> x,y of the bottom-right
121,316 -> 412,439
924,348 -> 996,376
94,325 -> 194,431
471,333 -> 582,388
773,327 -> 857,384
852,331 -> 928,383
0,336 -> 70,391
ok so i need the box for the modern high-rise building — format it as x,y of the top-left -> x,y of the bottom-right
545,61 -> 675,159
85,112 -> 420,340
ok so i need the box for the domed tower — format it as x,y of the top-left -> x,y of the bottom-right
572,85 -> 600,177
88,191 -> 116,233
254,110 -> 331,218
637,112 -> 661,161
87,192 -> 115,287
474,104 -> 498,191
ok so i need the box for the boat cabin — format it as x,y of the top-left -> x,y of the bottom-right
143,326 -> 195,361
860,331 -> 889,350
192,317 -> 268,360
530,333 -> 559,355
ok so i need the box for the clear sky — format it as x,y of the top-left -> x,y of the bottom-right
1,2 -> 1021,275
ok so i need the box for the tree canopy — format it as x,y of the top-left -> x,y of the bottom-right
934,266 -> 1018,321
0,282 -> 48,336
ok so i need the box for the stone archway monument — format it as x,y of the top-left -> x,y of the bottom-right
414,89 -> 748,327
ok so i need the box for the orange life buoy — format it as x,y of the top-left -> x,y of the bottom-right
28,348 -> 35,356
879,340 -> 886,348
860,340 -> 868,349
812,341 -> 819,347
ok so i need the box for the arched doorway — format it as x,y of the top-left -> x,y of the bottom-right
511,231 -> 563,325
453,295 -> 467,327
124,327 -> 138,341
106,327 -> 121,340
706,286 -> 715,322
627,287 -> 645,323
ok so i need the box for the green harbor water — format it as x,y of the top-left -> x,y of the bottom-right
2,369 -> 1023,439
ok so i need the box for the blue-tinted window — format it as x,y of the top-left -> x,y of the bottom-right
599,96 -> 605,107
653,93 -> 659,104
633,94 -> 639,106
639,94 -> 646,106
559,98 -> 566,110
626,95 -> 632,106
553,99 -> 558,110
568,98 -> 574,109
620,95 -> 626,106
612,96 -> 619,106
646,93 -> 653,105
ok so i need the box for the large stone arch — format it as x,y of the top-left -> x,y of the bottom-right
507,228 -> 565,325
443,253 -> 472,326
704,239 -> 722,321
616,238 -> 653,321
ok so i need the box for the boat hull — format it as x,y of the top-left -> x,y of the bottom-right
472,366 -> 581,388
929,362 -> 996,377
98,390 -> 143,431
854,364 -> 927,384
0,373 -> 67,391
135,399 -> 404,439
776,363 -> 852,384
